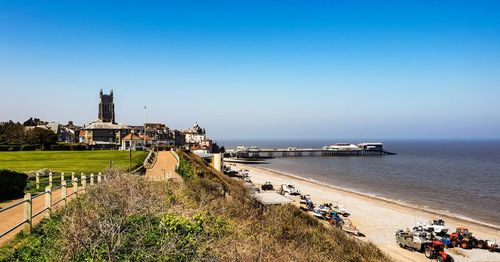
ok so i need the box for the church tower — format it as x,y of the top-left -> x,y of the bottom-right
98,89 -> 115,123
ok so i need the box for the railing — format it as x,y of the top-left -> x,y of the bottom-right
143,150 -> 157,169
30,172 -> 99,191
171,149 -> 180,170
0,172 -> 106,242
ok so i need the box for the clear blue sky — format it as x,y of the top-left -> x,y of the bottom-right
1,1 -> 499,140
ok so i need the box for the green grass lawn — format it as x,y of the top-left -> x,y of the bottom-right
0,150 -> 148,174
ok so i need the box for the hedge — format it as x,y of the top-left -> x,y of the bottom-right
21,144 -> 40,151
49,143 -> 87,151
0,145 -> 21,151
0,169 -> 28,198
0,144 -> 40,151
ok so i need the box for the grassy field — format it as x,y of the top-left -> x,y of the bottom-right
0,150 -> 148,174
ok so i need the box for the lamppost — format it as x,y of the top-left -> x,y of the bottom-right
129,141 -> 132,173
143,106 -> 147,151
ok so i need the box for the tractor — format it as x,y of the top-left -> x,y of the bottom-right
424,240 -> 454,262
449,227 -> 478,249
260,182 -> 274,191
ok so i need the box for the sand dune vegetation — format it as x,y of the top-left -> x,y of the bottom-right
0,153 -> 387,262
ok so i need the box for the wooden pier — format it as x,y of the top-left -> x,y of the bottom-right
230,147 -> 396,158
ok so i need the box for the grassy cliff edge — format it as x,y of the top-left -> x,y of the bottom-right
0,151 -> 388,262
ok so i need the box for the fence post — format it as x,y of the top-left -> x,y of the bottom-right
61,181 -> 67,205
35,173 -> 40,190
23,193 -> 32,232
81,175 -> 87,192
45,186 -> 52,218
71,172 -> 75,182
73,177 -> 78,196
61,172 -> 65,184
90,173 -> 94,186
49,172 -> 53,188
97,173 -> 102,183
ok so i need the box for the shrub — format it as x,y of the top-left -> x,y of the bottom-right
177,158 -> 198,180
0,169 -> 28,198
49,143 -> 87,151
20,144 -> 40,151
8,145 -> 21,151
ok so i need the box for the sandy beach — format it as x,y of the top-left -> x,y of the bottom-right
232,163 -> 500,262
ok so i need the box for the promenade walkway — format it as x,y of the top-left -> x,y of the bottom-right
145,151 -> 181,180
0,187 -> 76,246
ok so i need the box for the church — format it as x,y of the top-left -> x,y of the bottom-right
82,90 -> 129,148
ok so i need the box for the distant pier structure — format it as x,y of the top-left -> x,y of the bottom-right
228,143 -> 396,158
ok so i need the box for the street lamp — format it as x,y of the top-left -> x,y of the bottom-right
143,106 -> 147,150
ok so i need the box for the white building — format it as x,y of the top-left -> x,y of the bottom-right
182,122 -> 206,144
120,133 -> 145,151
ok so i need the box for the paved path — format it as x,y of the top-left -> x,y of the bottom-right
145,151 -> 181,180
0,187 -> 78,246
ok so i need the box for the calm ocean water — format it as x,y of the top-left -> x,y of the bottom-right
219,139 -> 500,226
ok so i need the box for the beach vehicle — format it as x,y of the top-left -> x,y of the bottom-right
279,184 -> 300,196
478,239 -> 499,252
261,182 -> 274,191
449,227 -> 478,249
396,229 -> 432,251
487,240 -> 499,252
424,240 -> 454,262
224,170 -> 238,177
433,235 -> 452,248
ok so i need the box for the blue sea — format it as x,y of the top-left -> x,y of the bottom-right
219,139 -> 500,227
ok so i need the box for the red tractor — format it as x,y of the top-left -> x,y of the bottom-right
425,240 -> 454,262
449,227 -> 478,249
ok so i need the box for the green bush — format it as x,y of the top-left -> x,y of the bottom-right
8,145 -> 21,151
20,144 -> 40,151
0,169 -> 28,198
177,158 -> 197,180
50,143 -> 87,151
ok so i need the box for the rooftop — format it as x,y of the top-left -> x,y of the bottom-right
84,120 -> 129,130
253,192 -> 293,206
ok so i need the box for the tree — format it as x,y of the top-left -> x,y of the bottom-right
0,121 -> 26,144
25,127 -> 57,150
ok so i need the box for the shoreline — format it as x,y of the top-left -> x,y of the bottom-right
234,163 -> 500,262
259,166 -> 500,232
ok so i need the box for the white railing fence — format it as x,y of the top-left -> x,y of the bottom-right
0,172 -> 105,241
